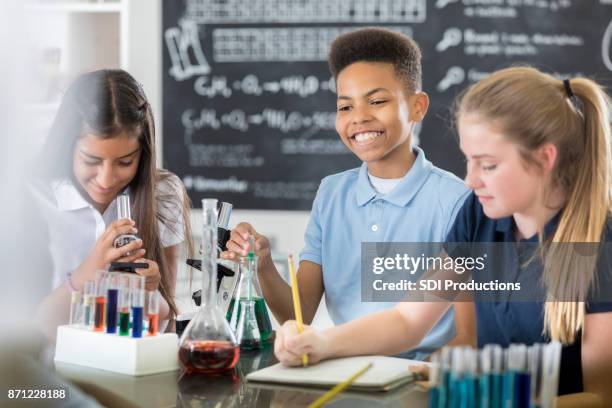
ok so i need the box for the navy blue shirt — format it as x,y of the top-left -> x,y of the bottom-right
446,192 -> 612,394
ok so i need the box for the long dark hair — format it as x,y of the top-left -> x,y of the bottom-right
40,69 -> 192,317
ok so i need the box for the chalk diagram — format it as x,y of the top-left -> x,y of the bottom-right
165,19 -> 211,81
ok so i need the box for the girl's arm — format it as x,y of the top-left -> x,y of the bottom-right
275,301 -> 451,365
331,301 -> 452,357
163,244 -> 181,298
275,252 -> 466,365
159,244 -> 181,322
446,301 -> 477,347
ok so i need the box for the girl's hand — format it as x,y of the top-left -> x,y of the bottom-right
221,222 -> 271,263
409,364 -> 431,389
274,320 -> 330,367
134,258 -> 161,291
74,219 -> 145,286
90,219 -> 144,266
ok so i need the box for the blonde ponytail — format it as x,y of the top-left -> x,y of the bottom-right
544,77 -> 612,343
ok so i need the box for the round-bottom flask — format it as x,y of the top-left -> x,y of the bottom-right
179,199 -> 239,374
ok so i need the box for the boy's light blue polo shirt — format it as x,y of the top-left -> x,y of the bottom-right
299,147 -> 469,359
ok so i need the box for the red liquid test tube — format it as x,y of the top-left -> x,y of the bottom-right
147,290 -> 160,336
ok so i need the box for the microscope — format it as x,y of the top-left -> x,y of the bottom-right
178,202 -> 239,335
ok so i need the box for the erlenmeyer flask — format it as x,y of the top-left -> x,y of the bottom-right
179,199 -> 239,374
235,298 -> 261,349
228,255 -> 273,343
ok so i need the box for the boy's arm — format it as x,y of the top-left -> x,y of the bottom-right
222,222 -> 324,324
257,257 -> 324,324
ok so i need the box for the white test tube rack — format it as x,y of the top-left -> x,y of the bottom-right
54,325 -> 179,376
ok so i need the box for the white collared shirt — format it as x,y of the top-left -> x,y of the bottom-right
30,176 -> 185,289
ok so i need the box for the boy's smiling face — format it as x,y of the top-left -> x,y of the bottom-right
335,61 -> 428,177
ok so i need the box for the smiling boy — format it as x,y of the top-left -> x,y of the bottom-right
225,28 -> 471,359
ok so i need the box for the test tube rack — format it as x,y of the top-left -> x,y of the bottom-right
54,325 -> 179,376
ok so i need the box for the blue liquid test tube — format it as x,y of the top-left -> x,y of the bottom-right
502,347 -> 516,408
479,346 -> 492,408
514,344 -> 530,408
450,347 -> 464,408
130,274 -> 145,338
504,344 -> 530,408
463,347 -> 477,408
106,272 -> 120,334
439,347 -> 452,408
491,344 -> 504,408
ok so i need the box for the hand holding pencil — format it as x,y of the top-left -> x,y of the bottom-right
273,255 -> 330,367
288,254 -> 308,367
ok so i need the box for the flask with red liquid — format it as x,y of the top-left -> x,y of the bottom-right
178,199 -> 239,374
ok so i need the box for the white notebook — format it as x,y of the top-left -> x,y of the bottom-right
246,355 -> 428,392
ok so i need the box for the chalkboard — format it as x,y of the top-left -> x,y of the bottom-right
162,0 -> 612,210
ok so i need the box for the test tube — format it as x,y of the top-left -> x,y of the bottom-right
449,347 -> 465,408
540,342 -> 562,408
117,193 -> 131,220
490,344 -> 504,408
118,274 -> 131,336
147,291 -> 160,336
94,271 -> 108,331
81,281 -> 95,328
503,344 -> 528,408
514,344 -> 530,408
130,275 -> 145,338
106,272 -> 120,334
247,234 -> 256,258
528,344 -> 543,408
479,346 -> 493,408
428,353 -> 441,408
463,347 -> 477,408
439,347 -> 452,408
69,291 -> 81,326
114,193 -> 138,250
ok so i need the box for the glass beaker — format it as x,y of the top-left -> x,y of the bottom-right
178,199 -> 239,375
227,256 -> 273,343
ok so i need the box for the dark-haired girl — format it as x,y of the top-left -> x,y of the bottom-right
32,69 -> 191,338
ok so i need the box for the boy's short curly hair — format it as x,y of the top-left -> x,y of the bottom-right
328,27 -> 422,93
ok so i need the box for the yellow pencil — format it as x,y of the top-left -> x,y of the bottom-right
288,254 -> 308,367
308,363 -> 373,408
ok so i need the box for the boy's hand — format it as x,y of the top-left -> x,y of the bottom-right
221,222 -> 271,262
274,320 -> 329,367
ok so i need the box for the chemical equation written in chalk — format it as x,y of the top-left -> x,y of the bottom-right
182,108 -> 336,134
193,75 -> 335,99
